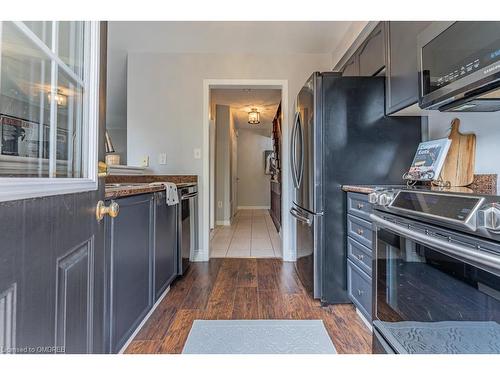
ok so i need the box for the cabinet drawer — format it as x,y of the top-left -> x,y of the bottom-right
347,192 -> 372,221
347,214 -> 373,249
347,259 -> 372,320
347,237 -> 373,275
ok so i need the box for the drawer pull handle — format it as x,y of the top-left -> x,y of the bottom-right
357,203 -> 364,209
357,228 -> 364,235
356,254 -> 364,260
357,289 -> 364,296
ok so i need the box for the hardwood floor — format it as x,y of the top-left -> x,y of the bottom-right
124,258 -> 372,354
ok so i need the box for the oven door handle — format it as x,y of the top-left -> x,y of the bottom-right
181,192 -> 198,200
370,214 -> 500,276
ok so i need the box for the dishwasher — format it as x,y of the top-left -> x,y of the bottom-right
177,183 -> 198,275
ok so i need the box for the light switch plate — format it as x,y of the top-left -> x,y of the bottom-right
141,155 -> 149,167
159,153 -> 167,165
193,148 -> 201,159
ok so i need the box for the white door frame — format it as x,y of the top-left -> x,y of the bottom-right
200,79 -> 292,261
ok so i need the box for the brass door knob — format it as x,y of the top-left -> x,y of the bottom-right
98,161 -> 109,178
96,200 -> 119,221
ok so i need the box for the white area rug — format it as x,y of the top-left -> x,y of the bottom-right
182,320 -> 337,354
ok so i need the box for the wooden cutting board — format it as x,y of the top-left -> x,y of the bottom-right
440,118 -> 476,187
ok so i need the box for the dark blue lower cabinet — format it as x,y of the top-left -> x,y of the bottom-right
346,192 -> 373,323
105,194 -> 154,353
153,192 -> 178,301
104,192 -> 178,353
347,259 -> 372,321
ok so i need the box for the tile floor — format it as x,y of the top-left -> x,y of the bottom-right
210,209 -> 281,258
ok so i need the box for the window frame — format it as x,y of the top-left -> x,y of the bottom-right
0,21 -> 100,202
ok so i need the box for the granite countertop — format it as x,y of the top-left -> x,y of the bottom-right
342,185 -> 378,194
342,174 -> 498,196
105,175 -> 197,199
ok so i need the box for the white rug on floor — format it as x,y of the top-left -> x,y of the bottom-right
182,320 -> 337,354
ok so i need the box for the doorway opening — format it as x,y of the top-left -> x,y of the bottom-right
202,80 -> 289,260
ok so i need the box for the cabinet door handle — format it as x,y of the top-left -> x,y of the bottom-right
357,203 -> 364,209
357,289 -> 365,296
356,254 -> 364,261
357,228 -> 364,235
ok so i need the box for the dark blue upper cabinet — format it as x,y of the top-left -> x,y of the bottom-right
385,21 -> 432,114
358,22 -> 385,77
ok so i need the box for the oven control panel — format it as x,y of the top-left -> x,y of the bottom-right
389,191 -> 483,223
371,189 -> 488,231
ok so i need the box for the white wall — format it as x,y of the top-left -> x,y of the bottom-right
106,28 -> 128,163
427,111 -> 500,188
127,52 -> 332,260
237,128 -> 273,208
127,52 -> 331,173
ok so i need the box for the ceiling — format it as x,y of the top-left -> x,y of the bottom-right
211,88 -> 281,132
108,21 -> 354,54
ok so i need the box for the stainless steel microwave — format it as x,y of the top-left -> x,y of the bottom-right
418,21 -> 500,112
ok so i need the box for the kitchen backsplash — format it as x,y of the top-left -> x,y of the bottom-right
427,111 -> 500,191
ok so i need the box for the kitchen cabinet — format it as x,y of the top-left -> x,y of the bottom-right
358,22 -> 385,77
340,55 -> 359,76
340,22 -> 385,77
347,259 -> 372,320
105,193 -> 154,353
153,191 -> 178,301
385,21 -> 432,114
345,192 -> 373,322
270,103 -> 282,232
339,21 -> 432,114
270,181 -> 281,232
104,190 -> 179,353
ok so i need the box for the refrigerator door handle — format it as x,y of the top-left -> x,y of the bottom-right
290,112 -> 300,188
296,112 -> 304,188
290,206 -> 312,226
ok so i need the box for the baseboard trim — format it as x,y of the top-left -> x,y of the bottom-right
237,206 -> 270,210
355,308 -> 373,332
215,220 -> 231,226
118,285 -> 171,354
191,249 -> 209,262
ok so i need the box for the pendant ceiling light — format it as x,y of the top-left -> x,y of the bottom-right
248,108 -> 260,124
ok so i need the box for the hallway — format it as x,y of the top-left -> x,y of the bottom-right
210,209 -> 281,258
124,258 -> 372,354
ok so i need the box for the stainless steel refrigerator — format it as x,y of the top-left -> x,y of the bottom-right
291,72 -> 421,304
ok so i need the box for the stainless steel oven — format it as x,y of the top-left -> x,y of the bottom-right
370,189 -> 500,354
418,22 -> 500,112
177,183 -> 198,276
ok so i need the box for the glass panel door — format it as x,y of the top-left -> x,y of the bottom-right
0,22 -> 52,176
375,227 -> 500,353
0,21 -> 87,178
